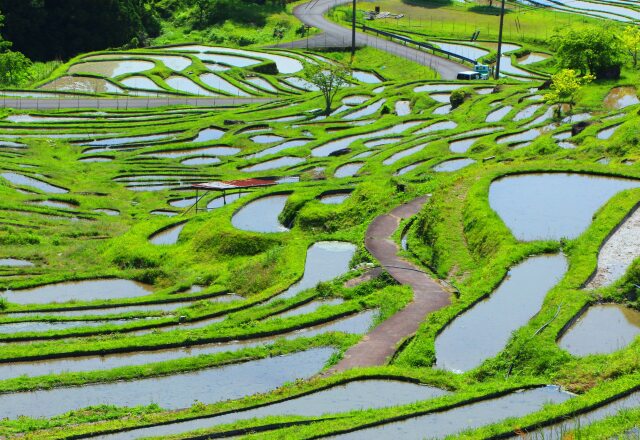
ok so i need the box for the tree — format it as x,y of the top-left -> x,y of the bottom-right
0,50 -> 32,85
0,0 -> 160,61
303,62 -> 351,115
544,69 -> 594,115
622,26 -> 640,68
551,25 -> 624,79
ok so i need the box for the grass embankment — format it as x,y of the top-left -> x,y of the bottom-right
1,49 -> 640,438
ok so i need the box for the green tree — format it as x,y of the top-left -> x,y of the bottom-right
303,62 -> 351,115
551,25 -> 624,79
544,69 -> 594,114
0,50 -> 32,85
622,26 -> 640,68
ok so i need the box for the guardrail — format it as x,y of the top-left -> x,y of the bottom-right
361,25 -> 477,66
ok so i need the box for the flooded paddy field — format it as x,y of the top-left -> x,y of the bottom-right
1,43 -> 640,440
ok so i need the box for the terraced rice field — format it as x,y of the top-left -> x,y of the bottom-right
0,40 -> 639,439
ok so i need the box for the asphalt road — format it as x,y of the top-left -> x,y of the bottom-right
0,96 -> 274,110
292,0 -> 466,80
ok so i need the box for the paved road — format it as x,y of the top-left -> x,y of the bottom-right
292,0 -> 466,80
0,96 -> 274,110
329,196 -> 452,372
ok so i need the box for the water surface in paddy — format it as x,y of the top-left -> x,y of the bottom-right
433,158 -> 476,172
165,76 -> 217,96
597,124 -> 622,140
120,76 -> 162,91
432,104 -> 452,115
1,172 -> 68,194
513,104 -> 543,121
248,139 -> 310,159
558,304 -> 640,356
604,86 -> 639,109
276,298 -> 345,318
486,106 -> 513,122
523,390 -> 640,438
449,137 -> 478,153
335,163 -> 364,178
206,192 -> 247,210
276,241 -> 356,300
435,254 -> 567,372
319,192 -> 351,204
343,99 -> 386,120
241,156 -> 305,173
414,84 -> 463,93
83,133 -> 174,147
2,279 -> 154,305
333,386 -> 572,440
383,144 -> 427,166
364,137 -> 402,148
489,173 -> 640,241
0,311 -> 370,381
40,76 -> 124,94
518,52 -> 550,65
395,161 -> 425,176
246,77 -> 278,92
0,348 -> 333,420
395,100 -> 411,116
69,60 -> 155,77
352,71 -> 382,83
415,121 -> 457,135
149,222 -> 186,245
231,194 -> 289,233
200,73 -> 250,96
251,134 -> 285,144
0,259 -> 33,267
148,146 -> 238,159
193,127 -> 225,143
100,380 -> 448,440
0,319 -> 137,335
311,121 -> 421,157
180,157 -> 220,166
427,41 -> 489,60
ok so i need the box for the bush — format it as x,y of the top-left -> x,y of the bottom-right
450,88 -> 467,108
251,61 -> 279,75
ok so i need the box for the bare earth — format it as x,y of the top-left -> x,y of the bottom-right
586,205 -> 640,289
329,196 -> 452,372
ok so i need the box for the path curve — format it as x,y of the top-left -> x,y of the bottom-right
330,196 -> 452,372
292,0 -> 466,80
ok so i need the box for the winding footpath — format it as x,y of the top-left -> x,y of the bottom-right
291,0 -> 466,80
330,196 -> 452,372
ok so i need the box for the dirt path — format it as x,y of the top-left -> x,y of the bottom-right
329,196 -> 451,372
290,0 -> 466,80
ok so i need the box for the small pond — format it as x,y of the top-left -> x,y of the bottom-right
2,279 -> 154,305
558,304 -> 640,356
231,194 -> 289,233
489,173 -> 640,241
435,254 -> 568,372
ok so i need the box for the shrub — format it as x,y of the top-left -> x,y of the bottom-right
450,88 -> 467,108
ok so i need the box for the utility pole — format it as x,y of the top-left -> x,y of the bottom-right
352,0 -> 356,56
495,0 -> 506,79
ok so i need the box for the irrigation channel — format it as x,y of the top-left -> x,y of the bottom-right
0,39 -> 638,439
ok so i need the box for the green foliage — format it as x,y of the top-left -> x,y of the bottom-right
0,50 -> 31,86
450,88 -> 467,108
250,61 -> 279,75
227,246 -> 284,296
303,62 -> 351,115
544,69 -> 594,111
551,25 -> 624,79
622,26 -> 640,68
0,0 -> 160,61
